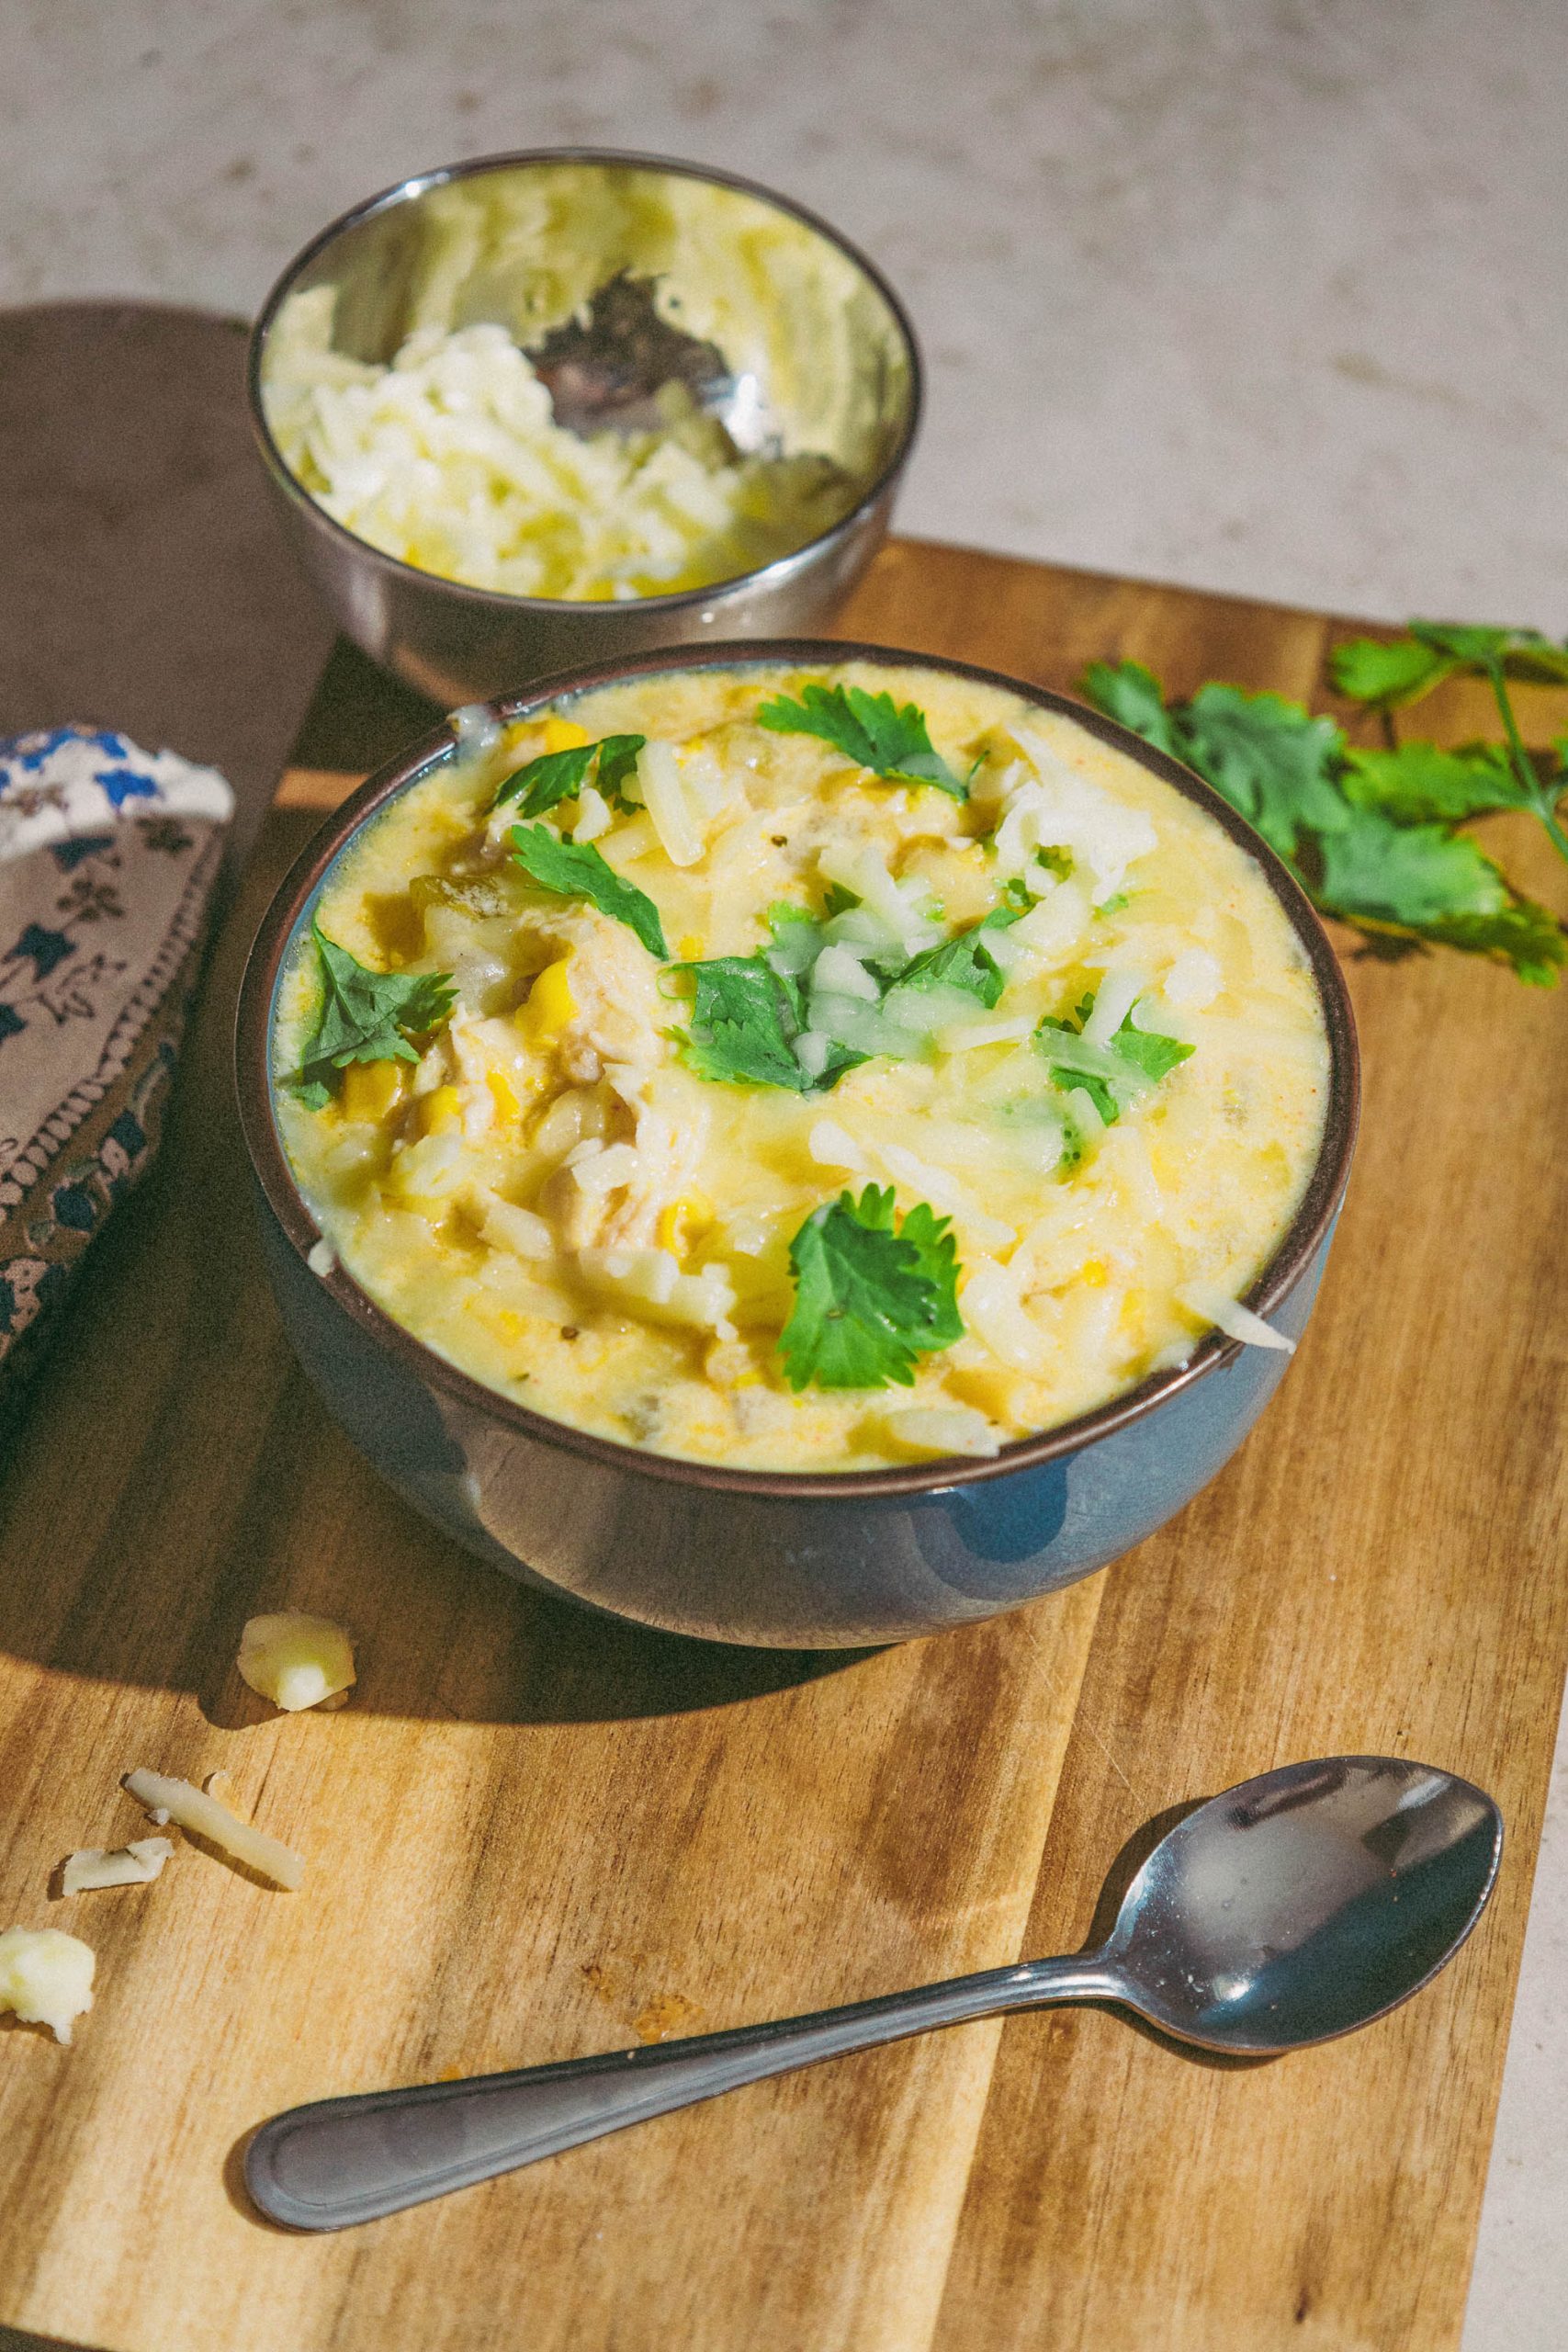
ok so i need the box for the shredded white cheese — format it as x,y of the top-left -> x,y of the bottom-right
122,1770 -> 305,1891
1178,1279 -> 1295,1353
61,1838 -> 175,1895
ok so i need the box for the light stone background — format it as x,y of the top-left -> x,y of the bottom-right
2,2 -> 1564,2346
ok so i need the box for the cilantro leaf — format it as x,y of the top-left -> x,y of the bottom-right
493,732 -> 647,818
1412,901 -> 1567,988
1328,638 -> 1454,709
1315,806 -> 1566,983
1332,624 -> 1568,709
293,921 -> 456,1105
594,733 -> 648,808
508,823 -> 669,959
1410,622 -> 1568,684
779,1185 -> 963,1391
1078,660 -> 1184,759
1314,804 -> 1511,926
888,901 -> 1023,1011
1178,684 -> 1348,859
757,682 -> 967,798
1034,989 -> 1193,1129
1339,742 -> 1528,824
673,948 -> 866,1093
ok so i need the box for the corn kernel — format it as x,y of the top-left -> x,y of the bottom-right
517,957 -> 577,1046
949,1365 -> 1026,1421
543,716 -> 591,754
656,1191 -> 715,1261
1079,1258 -> 1108,1287
341,1060 -> 407,1122
419,1084 -> 464,1136
486,1066 -> 522,1121
678,933 -> 705,961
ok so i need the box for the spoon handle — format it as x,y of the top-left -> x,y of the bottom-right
245,1954 -> 1118,2230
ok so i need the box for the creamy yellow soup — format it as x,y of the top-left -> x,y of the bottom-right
276,662 -> 1330,1471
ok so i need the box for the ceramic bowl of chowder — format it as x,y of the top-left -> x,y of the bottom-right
236,642 -> 1358,1646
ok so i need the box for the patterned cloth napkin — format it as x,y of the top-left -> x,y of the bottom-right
0,726 -> 233,1403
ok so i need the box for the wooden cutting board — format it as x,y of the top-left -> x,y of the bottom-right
2,538 -> 1565,2352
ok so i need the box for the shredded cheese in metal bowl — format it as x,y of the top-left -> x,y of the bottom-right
265,291 -> 855,603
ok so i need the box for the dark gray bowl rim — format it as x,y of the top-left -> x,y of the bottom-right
235,637 -> 1360,1502
245,145 -> 924,619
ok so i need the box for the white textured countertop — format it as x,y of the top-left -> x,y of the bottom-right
3,4 -> 1564,2344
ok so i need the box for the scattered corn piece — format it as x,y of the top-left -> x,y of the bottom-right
122,1769 -> 304,1891
0,1926 -> 95,2043
61,1838 -> 175,1896
418,1083 -> 464,1136
516,956 -> 577,1046
237,1612 -> 356,1714
341,1060 -> 407,1122
542,716 -> 591,753
486,1065 -> 523,1122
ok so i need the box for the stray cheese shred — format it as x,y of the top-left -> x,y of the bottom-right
122,1770 -> 304,1892
61,1838 -> 175,1895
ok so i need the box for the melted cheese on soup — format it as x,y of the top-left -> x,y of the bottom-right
276,662 -> 1330,1471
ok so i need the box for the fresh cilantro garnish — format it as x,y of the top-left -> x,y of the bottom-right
508,823 -> 669,959
779,1185 -> 964,1391
492,732 -> 647,819
821,881 -> 863,918
1330,623 -> 1568,868
1082,656 -> 1566,985
757,682 -> 967,798
1034,989 -> 1193,1127
672,955 -> 867,1095
1178,686 -> 1348,861
1330,624 -> 1568,709
1339,742 -> 1527,824
1079,660 -> 1184,761
292,921 -> 456,1108
889,900 -> 1024,1011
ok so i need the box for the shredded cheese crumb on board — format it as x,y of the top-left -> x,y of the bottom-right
61,1838 -> 175,1896
237,1613 -> 357,1713
122,1770 -> 305,1892
0,1927 -> 96,2044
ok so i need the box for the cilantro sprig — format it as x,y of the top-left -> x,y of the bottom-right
779,1185 -> 964,1391
1082,653 -> 1566,986
508,824 -> 669,959
1329,623 -> 1568,867
292,921 -> 456,1108
757,683 -> 967,799
492,732 -> 646,819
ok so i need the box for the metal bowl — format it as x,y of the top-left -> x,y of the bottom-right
235,640 -> 1359,1650
246,150 -> 922,705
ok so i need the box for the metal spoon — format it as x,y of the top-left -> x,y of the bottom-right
244,1755 -> 1501,2232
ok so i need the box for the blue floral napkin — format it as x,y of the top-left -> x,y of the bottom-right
0,726 -> 232,1401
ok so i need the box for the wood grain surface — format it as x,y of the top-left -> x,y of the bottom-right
1,539 -> 1564,2352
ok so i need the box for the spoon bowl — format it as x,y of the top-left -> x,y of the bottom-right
1103,1755 -> 1503,2052
244,1755 -> 1502,2232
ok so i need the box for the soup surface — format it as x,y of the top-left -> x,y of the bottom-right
276,661 -> 1330,1471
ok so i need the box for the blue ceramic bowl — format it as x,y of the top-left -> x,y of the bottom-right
235,641 -> 1359,1647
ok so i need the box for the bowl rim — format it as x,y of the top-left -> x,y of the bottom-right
235,637 -> 1360,1502
245,145 -> 924,618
